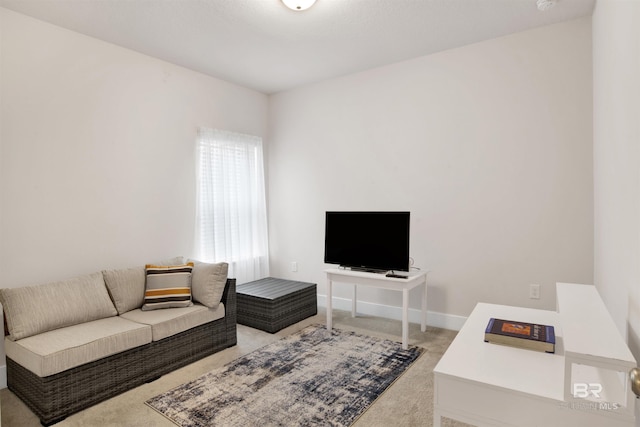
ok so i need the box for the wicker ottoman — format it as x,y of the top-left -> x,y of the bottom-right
237,277 -> 317,333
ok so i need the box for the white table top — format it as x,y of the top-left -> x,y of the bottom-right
434,302 -> 565,402
324,268 -> 427,290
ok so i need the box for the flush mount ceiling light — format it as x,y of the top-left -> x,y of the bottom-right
536,0 -> 557,11
282,0 -> 317,11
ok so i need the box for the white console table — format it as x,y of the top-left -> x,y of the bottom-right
433,282 -> 637,427
324,268 -> 428,350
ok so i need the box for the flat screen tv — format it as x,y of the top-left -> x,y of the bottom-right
324,211 -> 410,273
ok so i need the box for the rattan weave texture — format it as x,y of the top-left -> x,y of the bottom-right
7,278 -> 237,426
237,277 -> 316,333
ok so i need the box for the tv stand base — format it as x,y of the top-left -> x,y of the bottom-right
325,268 -> 429,349
342,267 -> 387,274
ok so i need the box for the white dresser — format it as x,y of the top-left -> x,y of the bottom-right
433,282 -> 636,427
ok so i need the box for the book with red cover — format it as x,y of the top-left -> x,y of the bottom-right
484,318 -> 555,353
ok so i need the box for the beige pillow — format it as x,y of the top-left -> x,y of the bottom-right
154,256 -> 185,266
0,272 -> 117,341
102,267 -> 146,314
188,260 -> 228,309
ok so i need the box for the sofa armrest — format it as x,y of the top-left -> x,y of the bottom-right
221,278 -> 237,345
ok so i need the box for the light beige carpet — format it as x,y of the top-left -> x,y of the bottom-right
1,309 -> 470,427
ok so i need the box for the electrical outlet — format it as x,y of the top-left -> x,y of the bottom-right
529,284 -> 540,299
291,261 -> 298,272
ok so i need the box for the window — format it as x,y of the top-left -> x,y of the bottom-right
195,127 -> 269,284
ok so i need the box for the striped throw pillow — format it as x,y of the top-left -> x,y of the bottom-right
142,263 -> 194,311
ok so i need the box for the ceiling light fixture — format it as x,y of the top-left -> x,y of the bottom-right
282,0 -> 317,11
536,0 -> 557,11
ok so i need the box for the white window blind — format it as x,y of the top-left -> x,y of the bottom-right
195,127 -> 269,284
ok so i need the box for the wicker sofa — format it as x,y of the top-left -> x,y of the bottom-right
0,259 -> 237,426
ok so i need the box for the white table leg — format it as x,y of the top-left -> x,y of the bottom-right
402,288 -> 409,350
352,284 -> 357,317
327,277 -> 333,331
433,410 -> 442,427
421,277 -> 427,332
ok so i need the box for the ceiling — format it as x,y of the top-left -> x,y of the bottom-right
0,0 -> 595,94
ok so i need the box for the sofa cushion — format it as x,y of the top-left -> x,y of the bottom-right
142,263 -> 194,311
0,272 -> 118,341
102,266 -> 146,315
101,258 -> 185,315
4,316 -> 152,377
120,303 -> 224,341
188,260 -> 228,309
155,256 -> 185,266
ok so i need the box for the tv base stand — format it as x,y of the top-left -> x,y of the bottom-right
324,268 -> 429,350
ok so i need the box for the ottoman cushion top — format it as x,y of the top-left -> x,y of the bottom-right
237,277 -> 315,300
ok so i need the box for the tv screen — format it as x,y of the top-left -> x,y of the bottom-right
324,211 -> 410,272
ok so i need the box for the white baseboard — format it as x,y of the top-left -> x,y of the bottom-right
317,295 -> 467,331
0,364 -> 6,389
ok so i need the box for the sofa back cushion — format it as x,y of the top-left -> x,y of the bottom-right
188,260 -> 229,309
0,272 -> 118,341
102,267 -> 146,315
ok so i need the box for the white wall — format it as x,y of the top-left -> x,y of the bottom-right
268,18 -> 593,322
0,8 -> 268,289
0,7 -> 267,385
593,0 -> 640,365
0,8 -> 4,389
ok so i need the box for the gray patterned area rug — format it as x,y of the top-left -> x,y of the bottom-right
146,324 -> 424,427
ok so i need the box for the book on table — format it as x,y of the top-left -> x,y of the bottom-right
484,318 -> 555,353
